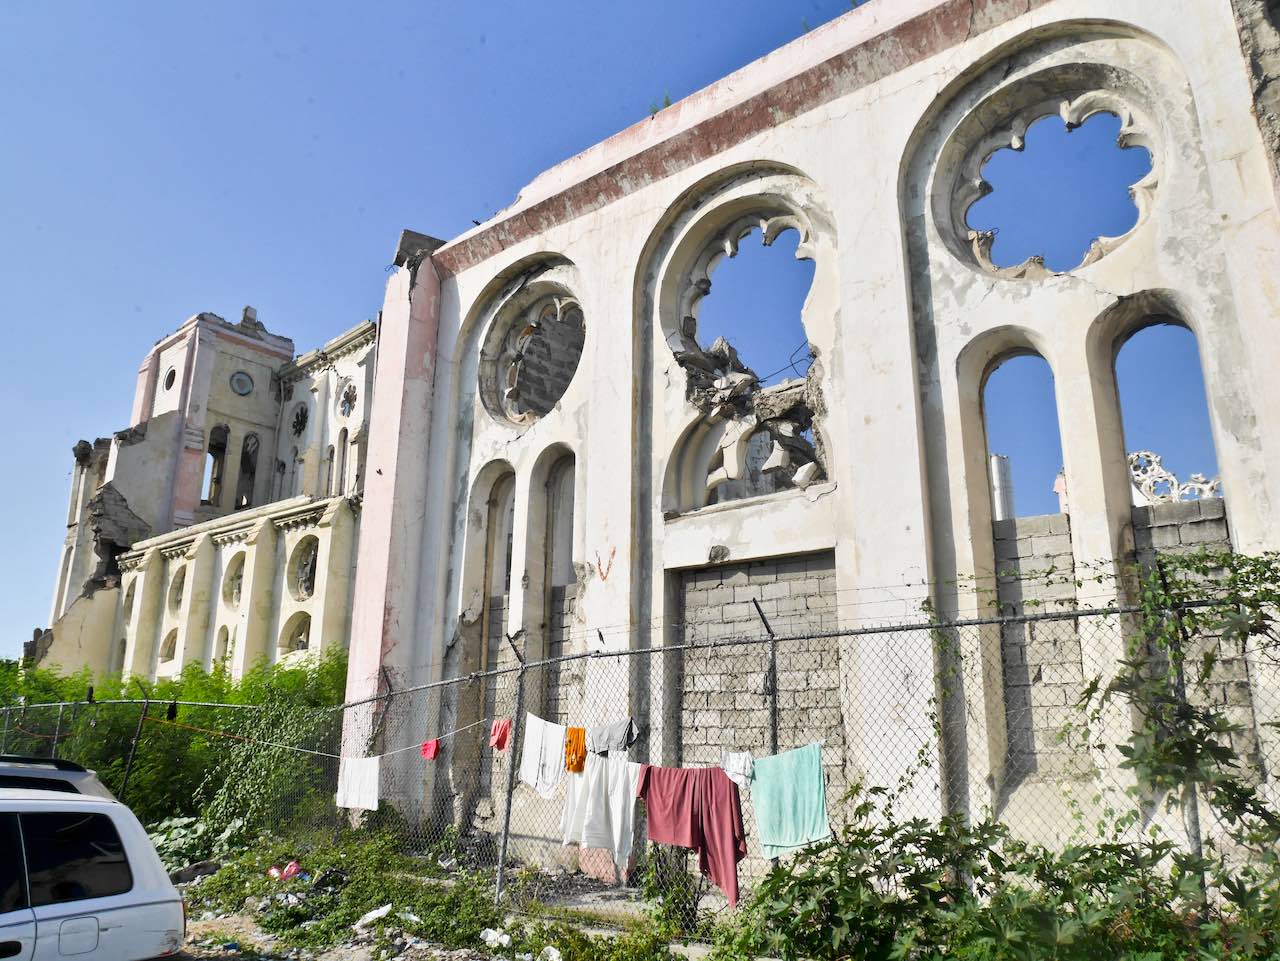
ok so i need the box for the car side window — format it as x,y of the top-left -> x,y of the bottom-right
21,812 -> 133,906
0,813 -> 27,912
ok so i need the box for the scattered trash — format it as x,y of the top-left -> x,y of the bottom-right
481,927 -> 512,949
353,902 -> 393,931
169,859 -> 221,884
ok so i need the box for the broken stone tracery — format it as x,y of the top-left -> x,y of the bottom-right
1128,450 -> 1221,502
478,263 -> 586,429
666,207 -> 828,508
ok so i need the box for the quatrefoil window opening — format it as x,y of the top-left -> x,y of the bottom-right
339,383 -> 358,418
961,107 -> 1154,275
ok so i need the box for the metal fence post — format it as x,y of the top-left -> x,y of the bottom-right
51,705 -> 65,759
119,699 -> 150,803
752,598 -> 779,756
494,665 -> 527,907
1,708 -> 9,754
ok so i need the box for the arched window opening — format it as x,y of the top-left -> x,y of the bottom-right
545,456 -> 576,589
481,474 -> 517,676
168,566 -> 186,615
336,428 -> 349,495
222,552 -> 246,609
693,228 -> 815,388
966,112 -> 1152,273
1116,322 -> 1220,504
489,476 -> 517,600
159,630 -> 178,663
214,626 -> 230,663
984,354 -> 1082,791
202,425 -> 230,506
982,354 -> 1065,519
279,613 -> 311,655
234,433 -> 259,509
543,456 -> 577,723
290,447 -> 301,496
289,535 -> 320,601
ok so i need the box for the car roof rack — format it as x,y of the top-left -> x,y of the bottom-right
0,755 -> 88,773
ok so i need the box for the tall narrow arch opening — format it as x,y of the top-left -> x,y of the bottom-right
483,473 -> 517,674
1115,322 -> 1221,507
235,433 -> 259,509
980,351 -> 1084,790
542,453 -> 577,724
202,425 -> 229,506
336,428 -> 350,495
448,463 -> 518,819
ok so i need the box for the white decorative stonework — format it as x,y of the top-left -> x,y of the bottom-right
1128,450 -> 1221,502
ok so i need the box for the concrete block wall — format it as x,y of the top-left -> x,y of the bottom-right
1131,498 -> 1230,563
1130,498 -> 1261,775
677,552 -> 848,793
516,319 -> 586,417
993,513 -> 1087,782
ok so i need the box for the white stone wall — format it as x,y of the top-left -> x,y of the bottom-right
351,0 -> 1280,826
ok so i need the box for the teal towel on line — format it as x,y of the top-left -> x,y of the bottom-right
749,742 -> 832,859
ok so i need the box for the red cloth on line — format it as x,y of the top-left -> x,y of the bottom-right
636,764 -> 746,906
420,739 -> 440,760
489,717 -> 512,751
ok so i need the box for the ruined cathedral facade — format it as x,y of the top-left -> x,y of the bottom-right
35,0 -> 1280,821
38,308 -> 374,678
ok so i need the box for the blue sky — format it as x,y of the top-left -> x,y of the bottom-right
0,3 -> 1219,659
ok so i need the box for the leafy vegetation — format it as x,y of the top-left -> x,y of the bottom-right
0,651 -> 346,830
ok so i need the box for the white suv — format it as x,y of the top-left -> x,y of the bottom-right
0,757 -> 116,800
0,789 -> 185,961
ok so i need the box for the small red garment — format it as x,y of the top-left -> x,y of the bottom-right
420,739 -> 440,760
636,764 -> 746,906
489,717 -> 512,751
280,860 -> 300,880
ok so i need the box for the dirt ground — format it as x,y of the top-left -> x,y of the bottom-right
179,914 -> 493,961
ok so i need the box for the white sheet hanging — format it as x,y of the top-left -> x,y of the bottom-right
336,755 -> 381,811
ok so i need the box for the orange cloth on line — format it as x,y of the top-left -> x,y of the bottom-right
565,727 -> 587,773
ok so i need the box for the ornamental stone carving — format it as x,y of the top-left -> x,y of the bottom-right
1128,450 -> 1221,502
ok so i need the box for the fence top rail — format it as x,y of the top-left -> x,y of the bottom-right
0,698 -> 333,713
9,599 -> 1214,715
340,599 -> 1215,709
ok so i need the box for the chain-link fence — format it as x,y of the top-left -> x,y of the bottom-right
5,594 -> 1279,936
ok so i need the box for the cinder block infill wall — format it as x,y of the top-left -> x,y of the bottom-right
992,498 -> 1240,786
677,553 -> 845,770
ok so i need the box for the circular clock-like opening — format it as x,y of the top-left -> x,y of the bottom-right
230,371 -> 254,396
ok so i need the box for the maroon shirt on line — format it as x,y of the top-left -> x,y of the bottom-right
636,763 -> 747,906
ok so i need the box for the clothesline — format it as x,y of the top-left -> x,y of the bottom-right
141,711 -> 495,762
378,715 -> 491,758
